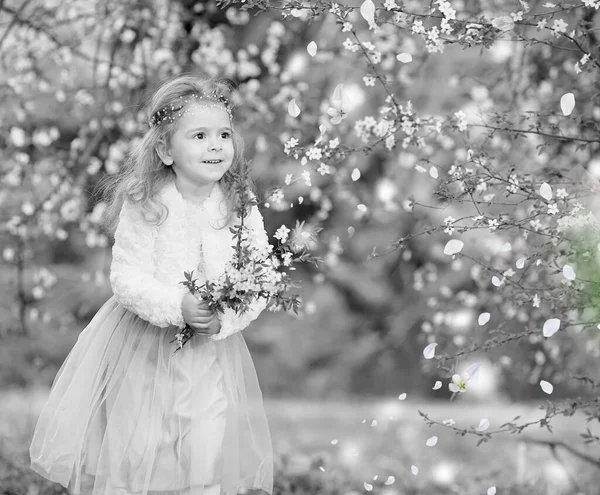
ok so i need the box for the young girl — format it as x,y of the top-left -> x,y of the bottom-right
29,75 -> 274,495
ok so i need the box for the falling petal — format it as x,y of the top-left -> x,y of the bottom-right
398,393 -> 407,400
411,465 -> 419,475
563,265 -> 576,280
396,53 -> 413,63
423,342 -> 437,359
364,482 -> 373,491
502,242 -> 512,251
478,312 -> 490,325
516,257 -> 526,269
385,476 -> 395,485
426,436 -> 438,447
476,418 -> 490,431
443,239 -> 464,255
543,318 -> 560,337
331,439 -> 338,445
298,196 -> 304,204
539,182 -> 553,200
307,41 -> 318,57
357,204 -> 367,212
348,226 -> 355,237
492,276 -> 501,286
373,475 -> 378,480
464,362 -> 481,379
433,381 -> 442,390
332,83 -> 345,107
487,487 -> 497,495
560,92 -> 575,116
352,168 -> 361,181
360,0 -> 375,25
540,380 -> 554,394
371,420 -> 378,427
319,466 -> 325,472
429,166 -> 438,179
288,99 -> 301,117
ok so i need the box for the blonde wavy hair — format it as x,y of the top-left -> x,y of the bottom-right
97,74 -> 251,235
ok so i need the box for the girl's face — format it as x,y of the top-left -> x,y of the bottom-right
162,102 -> 234,189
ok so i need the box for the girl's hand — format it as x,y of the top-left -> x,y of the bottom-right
181,292 -> 221,335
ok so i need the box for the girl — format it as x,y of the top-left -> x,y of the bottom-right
29,75 -> 274,495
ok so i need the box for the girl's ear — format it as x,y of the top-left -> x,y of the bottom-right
156,138 -> 174,166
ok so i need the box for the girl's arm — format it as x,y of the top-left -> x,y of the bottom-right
110,198 -> 187,329
210,202 -> 268,341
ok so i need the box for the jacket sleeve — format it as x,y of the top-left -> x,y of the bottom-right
210,202 -> 269,341
110,198 -> 187,329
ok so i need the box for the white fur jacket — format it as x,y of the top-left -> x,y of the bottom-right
110,179 -> 268,341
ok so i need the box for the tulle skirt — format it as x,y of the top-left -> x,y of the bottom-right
29,296 -> 273,495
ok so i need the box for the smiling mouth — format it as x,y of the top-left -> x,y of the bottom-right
203,160 -> 223,164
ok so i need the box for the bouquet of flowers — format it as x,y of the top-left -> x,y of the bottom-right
170,162 -> 320,352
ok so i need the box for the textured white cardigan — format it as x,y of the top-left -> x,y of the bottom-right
110,179 -> 268,341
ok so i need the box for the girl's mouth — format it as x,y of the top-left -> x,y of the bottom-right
203,160 -> 223,164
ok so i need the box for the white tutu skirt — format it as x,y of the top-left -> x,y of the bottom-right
29,296 -> 273,495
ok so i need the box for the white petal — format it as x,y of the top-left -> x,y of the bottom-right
443,239 -> 464,255
331,439 -> 338,445
396,53 -> 413,63
543,318 -> 560,337
562,264 -> 576,280
332,83 -> 345,107
478,312 -> 490,325
351,168 -> 361,181
364,482 -> 373,491
464,362 -> 481,380
348,226 -> 355,238
423,342 -> 437,359
433,380 -> 442,390
429,166 -> 438,179
385,476 -> 395,485
360,0 -> 375,24
476,418 -> 490,431
560,92 -> 575,116
487,487 -> 497,495
540,380 -> 554,394
502,242 -> 512,251
307,41 -> 317,57
411,465 -> 419,475
288,99 -> 301,117
398,393 -> 407,400
491,276 -> 502,286
426,436 -> 438,447
539,182 -> 553,200
516,257 -> 526,269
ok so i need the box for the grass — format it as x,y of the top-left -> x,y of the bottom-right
1,388 -> 599,494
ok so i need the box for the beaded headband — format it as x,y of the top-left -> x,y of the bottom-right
149,91 -> 233,128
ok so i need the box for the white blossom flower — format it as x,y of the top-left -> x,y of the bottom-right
454,110 -> 468,131
547,203 -> 559,215
488,218 -> 499,231
552,19 -> 568,33
329,2 -> 341,15
306,147 -> 322,161
342,22 -> 353,32
317,163 -> 331,175
275,225 -> 291,243
449,372 -> 471,393
363,76 -> 376,87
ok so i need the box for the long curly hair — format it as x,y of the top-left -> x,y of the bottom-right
97,74 -> 250,235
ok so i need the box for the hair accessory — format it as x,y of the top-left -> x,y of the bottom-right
149,90 -> 232,128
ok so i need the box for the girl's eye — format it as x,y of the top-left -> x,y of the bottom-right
221,132 -> 231,139
194,133 -> 205,139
